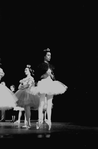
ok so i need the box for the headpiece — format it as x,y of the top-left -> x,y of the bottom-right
26,65 -> 34,76
43,48 -> 50,52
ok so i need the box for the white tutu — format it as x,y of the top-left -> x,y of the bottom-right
29,86 -> 39,95
37,76 -> 67,95
0,84 -> 17,110
14,106 -> 24,111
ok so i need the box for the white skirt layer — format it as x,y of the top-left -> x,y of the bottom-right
14,107 -> 24,111
0,84 -> 17,109
36,76 -> 67,95
29,86 -> 39,95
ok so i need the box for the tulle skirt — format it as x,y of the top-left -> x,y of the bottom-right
15,89 -> 40,110
29,86 -> 39,95
0,84 -> 17,110
37,76 -> 67,95
14,106 -> 24,111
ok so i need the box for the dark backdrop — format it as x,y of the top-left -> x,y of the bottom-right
0,2 -> 97,126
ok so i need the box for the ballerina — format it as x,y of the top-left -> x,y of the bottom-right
35,49 -> 54,125
15,65 -> 39,128
36,48 -> 68,130
0,67 -> 18,122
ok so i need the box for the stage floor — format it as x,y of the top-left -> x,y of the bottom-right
0,120 -> 98,147
0,120 -> 98,136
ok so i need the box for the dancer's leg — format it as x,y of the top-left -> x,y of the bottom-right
36,95 -> 45,129
12,115 -> 15,122
18,110 -> 22,123
24,112 -> 27,125
12,108 -> 16,122
44,110 -> 47,122
43,96 -> 48,123
38,94 -> 46,123
14,110 -> 22,124
36,94 -> 46,129
36,106 -> 44,129
46,96 -> 53,130
1,110 -> 5,120
24,106 -> 31,127
38,103 -> 44,124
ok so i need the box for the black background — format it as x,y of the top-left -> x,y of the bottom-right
0,2 -> 97,126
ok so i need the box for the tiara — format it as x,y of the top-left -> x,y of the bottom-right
43,48 -> 50,52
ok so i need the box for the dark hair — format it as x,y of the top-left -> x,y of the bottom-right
26,65 -> 34,76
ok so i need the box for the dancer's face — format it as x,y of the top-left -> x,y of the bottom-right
45,52 -> 51,61
10,86 -> 15,91
25,68 -> 30,76
1,81 -> 5,85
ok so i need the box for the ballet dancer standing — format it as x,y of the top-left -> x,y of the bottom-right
36,48 -> 67,130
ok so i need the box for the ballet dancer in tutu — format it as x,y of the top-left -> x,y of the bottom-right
15,65 -> 41,129
35,49 -> 55,126
36,48 -> 68,130
0,68 -> 18,122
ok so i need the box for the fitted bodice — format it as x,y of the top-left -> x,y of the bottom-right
18,76 -> 35,90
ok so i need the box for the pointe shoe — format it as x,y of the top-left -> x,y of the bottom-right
22,125 -> 30,129
29,123 -> 31,127
0,119 -> 5,122
36,122 -> 40,129
24,121 -> 31,127
45,120 -> 52,130
45,119 -> 48,124
14,120 -> 20,124
36,121 -> 43,129
48,123 -> 52,130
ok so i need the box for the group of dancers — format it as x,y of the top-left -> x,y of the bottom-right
0,48 -> 68,130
